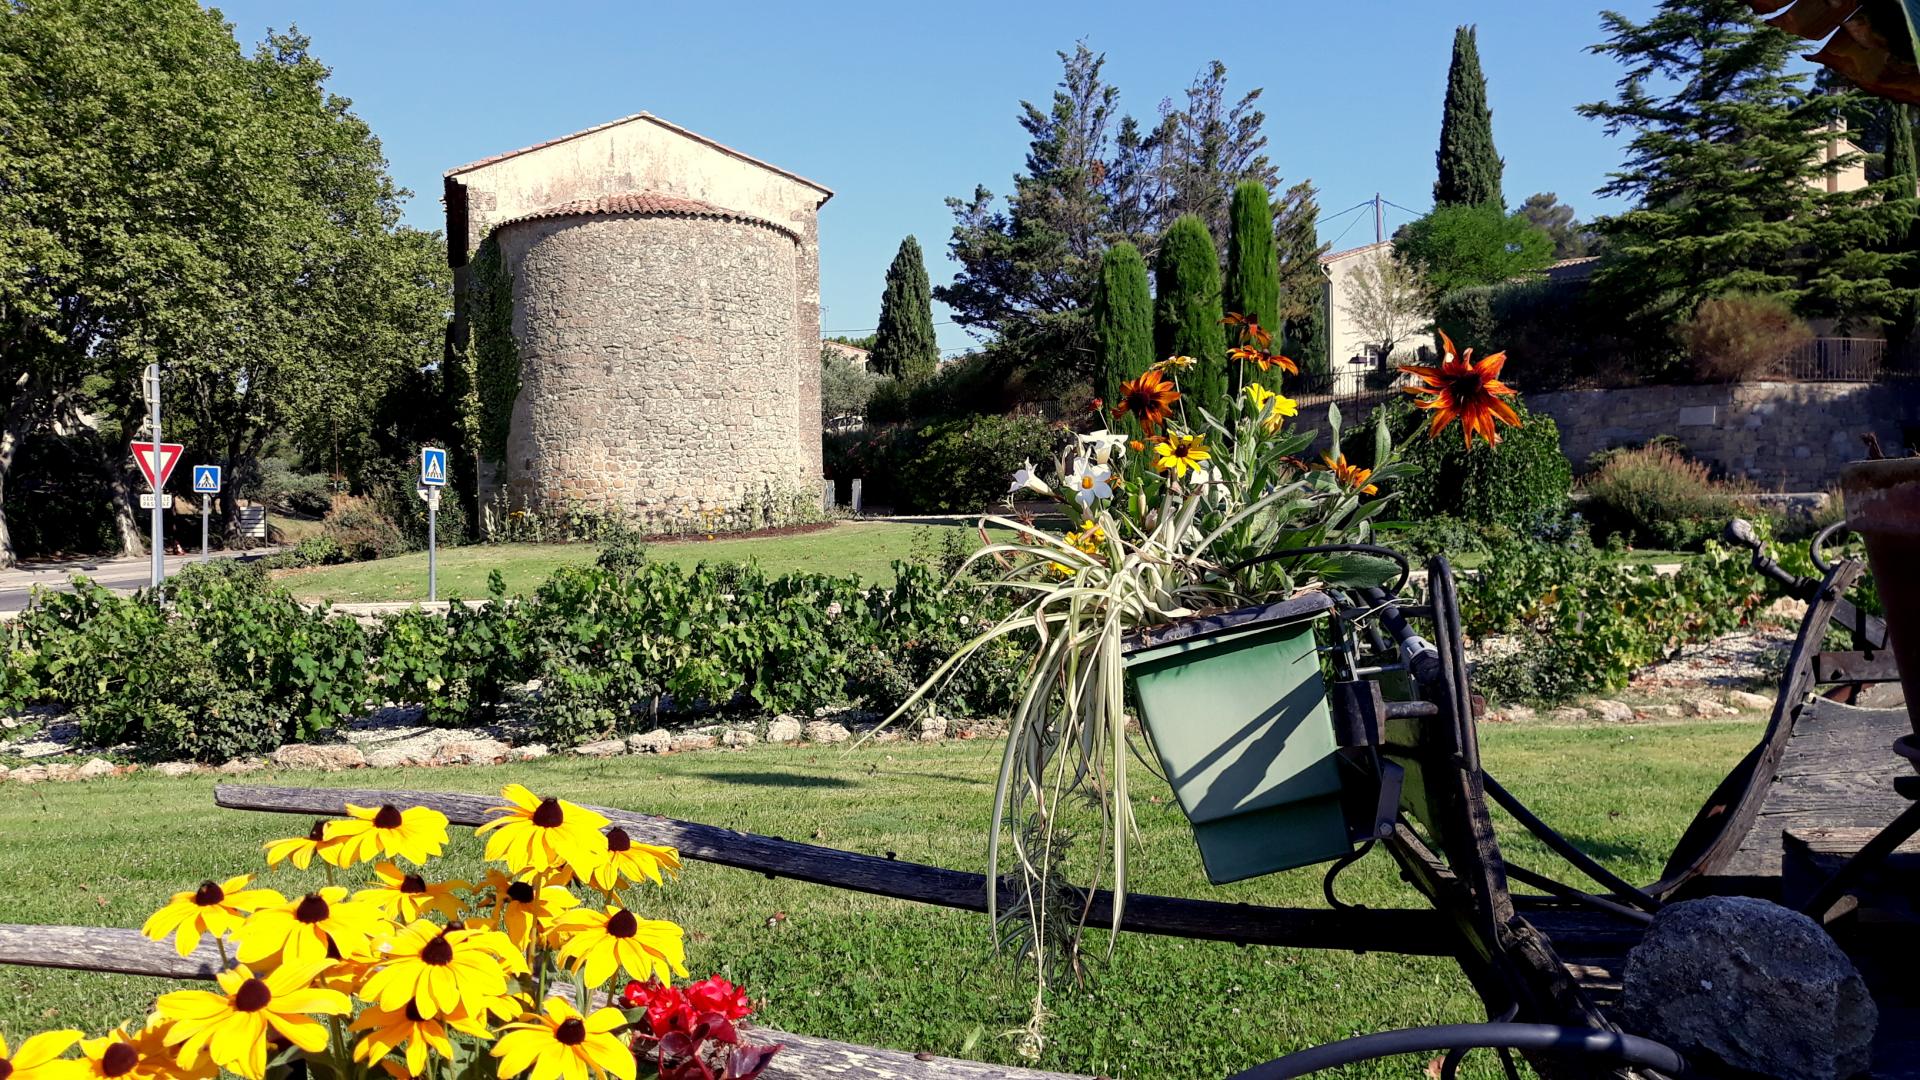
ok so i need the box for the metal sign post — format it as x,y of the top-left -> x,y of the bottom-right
144,365 -> 162,592
192,466 -> 222,563
419,448 -> 447,603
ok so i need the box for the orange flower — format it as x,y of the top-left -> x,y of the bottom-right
1111,370 -> 1180,434
1221,312 -> 1272,348
1228,345 -> 1299,375
1400,331 -> 1521,449
1320,453 -> 1378,496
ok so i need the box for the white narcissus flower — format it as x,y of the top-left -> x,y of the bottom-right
1063,455 -> 1113,508
1009,460 -> 1050,497
1076,429 -> 1129,465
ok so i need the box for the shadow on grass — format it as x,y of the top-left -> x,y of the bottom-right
697,771 -> 857,789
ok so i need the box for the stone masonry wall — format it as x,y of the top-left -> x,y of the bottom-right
498,213 -> 809,528
1527,380 -> 1920,488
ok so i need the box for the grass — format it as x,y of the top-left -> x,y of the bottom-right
0,718 -> 1757,1078
276,521 -> 1001,603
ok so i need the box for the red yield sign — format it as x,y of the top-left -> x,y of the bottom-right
130,441 -> 185,490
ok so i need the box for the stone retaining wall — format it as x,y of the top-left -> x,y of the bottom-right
1527,380 -> 1920,487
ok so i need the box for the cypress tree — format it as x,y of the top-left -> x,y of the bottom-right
1889,101 -> 1918,194
1093,242 -> 1154,406
870,235 -> 939,381
1434,25 -> 1504,209
1154,214 -> 1228,416
1223,181 -> 1282,390
1273,180 -> 1331,381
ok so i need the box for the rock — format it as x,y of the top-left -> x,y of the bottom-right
1589,699 -> 1636,723
1636,703 -> 1682,719
270,744 -> 367,771
721,728 -> 757,749
1548,706 -> 1589,723
10,765 -> 47,784
1497,704 -> 1537,724
1725,689 -> 1774,712
429,739 -> 510,767
573,739 -> 628,758
43,763 -> 78,782
1687,697 -> 1735,718
670,733 -> 716,752
803,720 -> 851,744
365,746 -> 431,770
507,744 -> 550,762
0,764 -> 8,782
1623,896 -> 1875,1080
627,730 -> 672,754
218,756 -> 266,775
764,716 -> 803,744
917,715 -> 948,742
74,758 -> 117,781
153,762 -> 201,778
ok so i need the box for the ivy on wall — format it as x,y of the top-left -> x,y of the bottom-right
468,234 -> 521,465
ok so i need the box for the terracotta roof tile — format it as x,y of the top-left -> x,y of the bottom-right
497,191 -> 799,240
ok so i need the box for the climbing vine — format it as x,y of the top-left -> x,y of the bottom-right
468,234 -> 520,465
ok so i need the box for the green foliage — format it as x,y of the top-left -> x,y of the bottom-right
1517,193 -> 1592,259
1468,536 -> 1771,704
1397,202 -> 1552,296
1224,181 -> 1282,389
1580,444 -> 1745,550
373,575 -> 528,728
1153,215 -> 1228,413
1434,25 -> 1504,209
321,497 -> 412,562
821,348 -> 882,419
260,535 -> 350,570
837,415 -> 1064,514
1678,293 -> 1813,382
1093,242 -> 1154,406
1273,181 -> 1331,378
1432,279 -> 1647,389
252,458 -> 335,518
468,235 -> 521,465
871,236 -> 940,382
1394,401 -> 1571,529
1580,1 -> 1919,354
1888,100 -> 1918,192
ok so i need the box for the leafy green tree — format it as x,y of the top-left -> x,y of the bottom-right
1434,25 -> 1504,208
1153,215 -> 1227,413
1092,242 -> 1153,406
1397,202 -> 1554,296
871,236 -> 939,381
1580,1 -> 1918,349
1273,181 -> 1330,378
1224,181 -> 1282,389
1517,193 -> 1593,259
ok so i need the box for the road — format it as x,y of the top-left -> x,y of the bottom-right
0,547 -> 278,615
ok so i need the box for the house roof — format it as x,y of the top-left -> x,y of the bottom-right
821,340 -> 871,361
1544,255 -> 1601,283
1319,240 -> 1393,265
444,112 -> 833,203
495,191 -> 799,240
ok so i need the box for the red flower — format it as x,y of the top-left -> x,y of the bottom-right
687,976 -> 754,1021
1088,396 -> 1104,414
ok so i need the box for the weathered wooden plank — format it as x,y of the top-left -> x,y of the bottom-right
753,1030 -> 1086,1080
213,785 -> 1455,956
0,924 -> 228,979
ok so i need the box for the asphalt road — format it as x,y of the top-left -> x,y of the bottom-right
0,547 -> 278,615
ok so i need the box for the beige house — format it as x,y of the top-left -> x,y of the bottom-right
820,339 -> 873,371
1320,241 -> 1431,394
443,113 -> 832,532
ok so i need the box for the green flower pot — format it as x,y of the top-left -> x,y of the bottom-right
1125,593 -> 1352,885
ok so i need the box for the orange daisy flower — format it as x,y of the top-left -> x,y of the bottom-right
1320,453 -> 1378,496
1400,331 -> 1521,449
1229,345 -> 1298,375
1221,312 -> 1272,348
1111,370 -> 1181,434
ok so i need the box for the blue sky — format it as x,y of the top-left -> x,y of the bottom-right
208,1 -> 1669,353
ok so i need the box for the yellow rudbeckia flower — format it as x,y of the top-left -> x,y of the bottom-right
0,1030 -> 85,1080
141,875 -> 284,958
233,887 -> 390,968
583,828 -> 680,893
492,999 -> 634,1080
349,1000 -> 493,1078
76,1023 -> 212,1080
263,821 -> 349,871
360,920 -> 524,1020
475,786 -> 609,880
325,804 -> 451,868
1152,432 -> 1212,478
154,961 -> 348,1080
483,870 -> 579,950
551,905 -> 687,988
354,864 -> 465,923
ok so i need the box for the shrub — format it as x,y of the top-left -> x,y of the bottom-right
1679,294 -> 1812,383
820,348 -> 881,420
254,458 -> 335,518
260,534 -> 349,570
373,576 -> 529,728
322,497 -> 411,561
1395,400 -> 1571,531
838,414 -> 1064,514
1581,445 -> 1744,550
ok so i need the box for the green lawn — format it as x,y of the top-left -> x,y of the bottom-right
277,520 -> 1001,603
0,719 -> 1756,1078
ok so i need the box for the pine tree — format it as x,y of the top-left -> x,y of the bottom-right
1579,1 -> 1918,350
1272,181 -> 1330,379
1223,181 -> 1281,390
1154,215 -> 1228,414
1093,242 -> 1154,406
870,236 -> 939,382
1434,25 -> 1504,209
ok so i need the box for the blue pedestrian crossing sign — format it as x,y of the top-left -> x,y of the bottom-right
420,447 -> 448,487
192,465 -> 222,494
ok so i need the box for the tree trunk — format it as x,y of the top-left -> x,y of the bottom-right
106,465 -> 145,558
0,410 -> 27,569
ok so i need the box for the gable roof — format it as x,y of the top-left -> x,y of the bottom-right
497,191 -> 799,241
444,112 -> 833,202
1319,240 -> 1393,265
